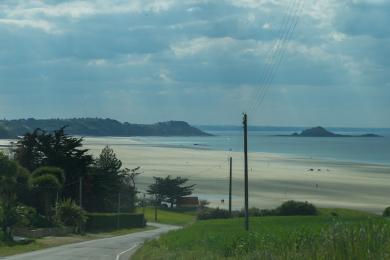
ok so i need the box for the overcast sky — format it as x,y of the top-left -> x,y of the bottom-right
0,0 -> 389,127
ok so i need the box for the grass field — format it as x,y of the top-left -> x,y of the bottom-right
133,208 -> 390,260
136,207 -> 196,226
0,226 -> 154,257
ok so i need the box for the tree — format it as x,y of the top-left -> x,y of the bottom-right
31,167 -> 65,218
0,153 -> 30,240
84,146 -> 125,212
147,176 -> 195,208
96,146 -> 122,174
119,167 -> 142,212
15,127 -> 93,202
120,167 -> 141,190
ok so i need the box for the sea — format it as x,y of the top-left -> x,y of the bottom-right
129,127 -> 390,166
1,127 -> 389,166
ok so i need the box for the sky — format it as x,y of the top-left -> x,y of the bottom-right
0,0 -> 389,127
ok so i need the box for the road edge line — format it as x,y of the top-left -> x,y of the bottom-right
116,244 -> 139,260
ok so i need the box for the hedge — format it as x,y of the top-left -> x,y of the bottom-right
85,213 -> 146,231
197,208 -> 232,220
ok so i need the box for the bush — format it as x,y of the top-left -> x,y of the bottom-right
15,205 -> 38,227
32,167 -> 65,185
276,201 -> 318,216
237,207 -> 277,217
55,199 -> 86,232
383,207 -> 390,217
85,213 -> 146,231
197,208 -> 232,220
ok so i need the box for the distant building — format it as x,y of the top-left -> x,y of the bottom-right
176,196 -> 199,208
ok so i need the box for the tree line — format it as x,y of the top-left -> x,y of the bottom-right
0,127 -> 140,240
0,127 -> 195,241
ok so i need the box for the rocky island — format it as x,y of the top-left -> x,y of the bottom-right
287,126 -> 382,137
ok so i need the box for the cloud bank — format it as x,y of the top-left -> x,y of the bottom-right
0,0 -> 389,127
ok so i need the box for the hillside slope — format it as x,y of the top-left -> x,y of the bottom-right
0,118 -> 211,138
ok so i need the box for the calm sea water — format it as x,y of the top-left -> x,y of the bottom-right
133,129 -> 390,165
1,128 -> 389,165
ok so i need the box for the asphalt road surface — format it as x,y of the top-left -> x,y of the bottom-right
2,223 -> 179,260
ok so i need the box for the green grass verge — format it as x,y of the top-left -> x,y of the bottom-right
136,207 -> 196,226
0,226 -> 155,257
133,208 -> 389,260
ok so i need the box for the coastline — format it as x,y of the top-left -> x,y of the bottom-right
84,139 -> 390,214
1,137 -> 389,214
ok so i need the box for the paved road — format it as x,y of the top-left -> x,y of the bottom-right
1,223 -> 179,260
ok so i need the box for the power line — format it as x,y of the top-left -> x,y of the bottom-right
248,0 -> 299,113
248,0 -> 306,115
252,0 -> 305,114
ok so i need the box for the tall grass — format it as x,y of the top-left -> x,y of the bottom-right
225,221 -> 390,259
134,214 -> 390,260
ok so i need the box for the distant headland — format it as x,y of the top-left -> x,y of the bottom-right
282,126 -> 382,137
0,118 -> 211,138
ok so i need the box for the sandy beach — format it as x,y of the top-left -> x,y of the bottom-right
84,138 -> 390,214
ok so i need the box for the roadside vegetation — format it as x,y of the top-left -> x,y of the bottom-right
0,126 -> 200,257
0,127 -> 149,255
137,207 -> 196,226
133,205 -> 390,260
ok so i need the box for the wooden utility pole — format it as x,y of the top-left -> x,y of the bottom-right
117,193 -> 121,229
229,156 -> 232,213
154,195 -> 158,222
142,193 -> 146,214
243,113 -> 249,231
79,177 -> 83,209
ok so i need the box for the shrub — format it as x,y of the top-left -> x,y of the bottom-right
197,208 -> 232,220
85,213 -> 146,231
199,200 -> 210,209
383,207 -> 390,217
55,199 -> 86,232
32,167 -> 65,185
237,207 -> 277,217
276,201 -> 318,216
15,205 -> 38,227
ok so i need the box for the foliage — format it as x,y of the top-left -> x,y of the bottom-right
15,166 -> 31,206
120,167 -> 141,188
383,207 -> 390,217
0,153 -> 23,240
133,209 -> 386,260
55,199 -> 86,232
84,146 -> 138,212
197,208 -> 232,220
235,202 -> 317,218
31,167 -> 64,217
199,200 -> 210,209
95,145 -> 122,175
15,127 -> 93,201
32,167 -> 65,186
85,213 -> 145,231
136,207 -> 196,226
147,176 -> 195,208
276,200 -> 318,216
15,205 -> 38,227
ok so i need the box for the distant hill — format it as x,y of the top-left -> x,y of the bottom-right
0,118 -> 211,138
288,126 -> 382,137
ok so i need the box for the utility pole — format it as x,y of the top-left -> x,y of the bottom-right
79,177 -> 83,209
229,156 -> 232,214
154,195 -> 158,222
117,193 -> 121,229
243,113 -> 249,231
